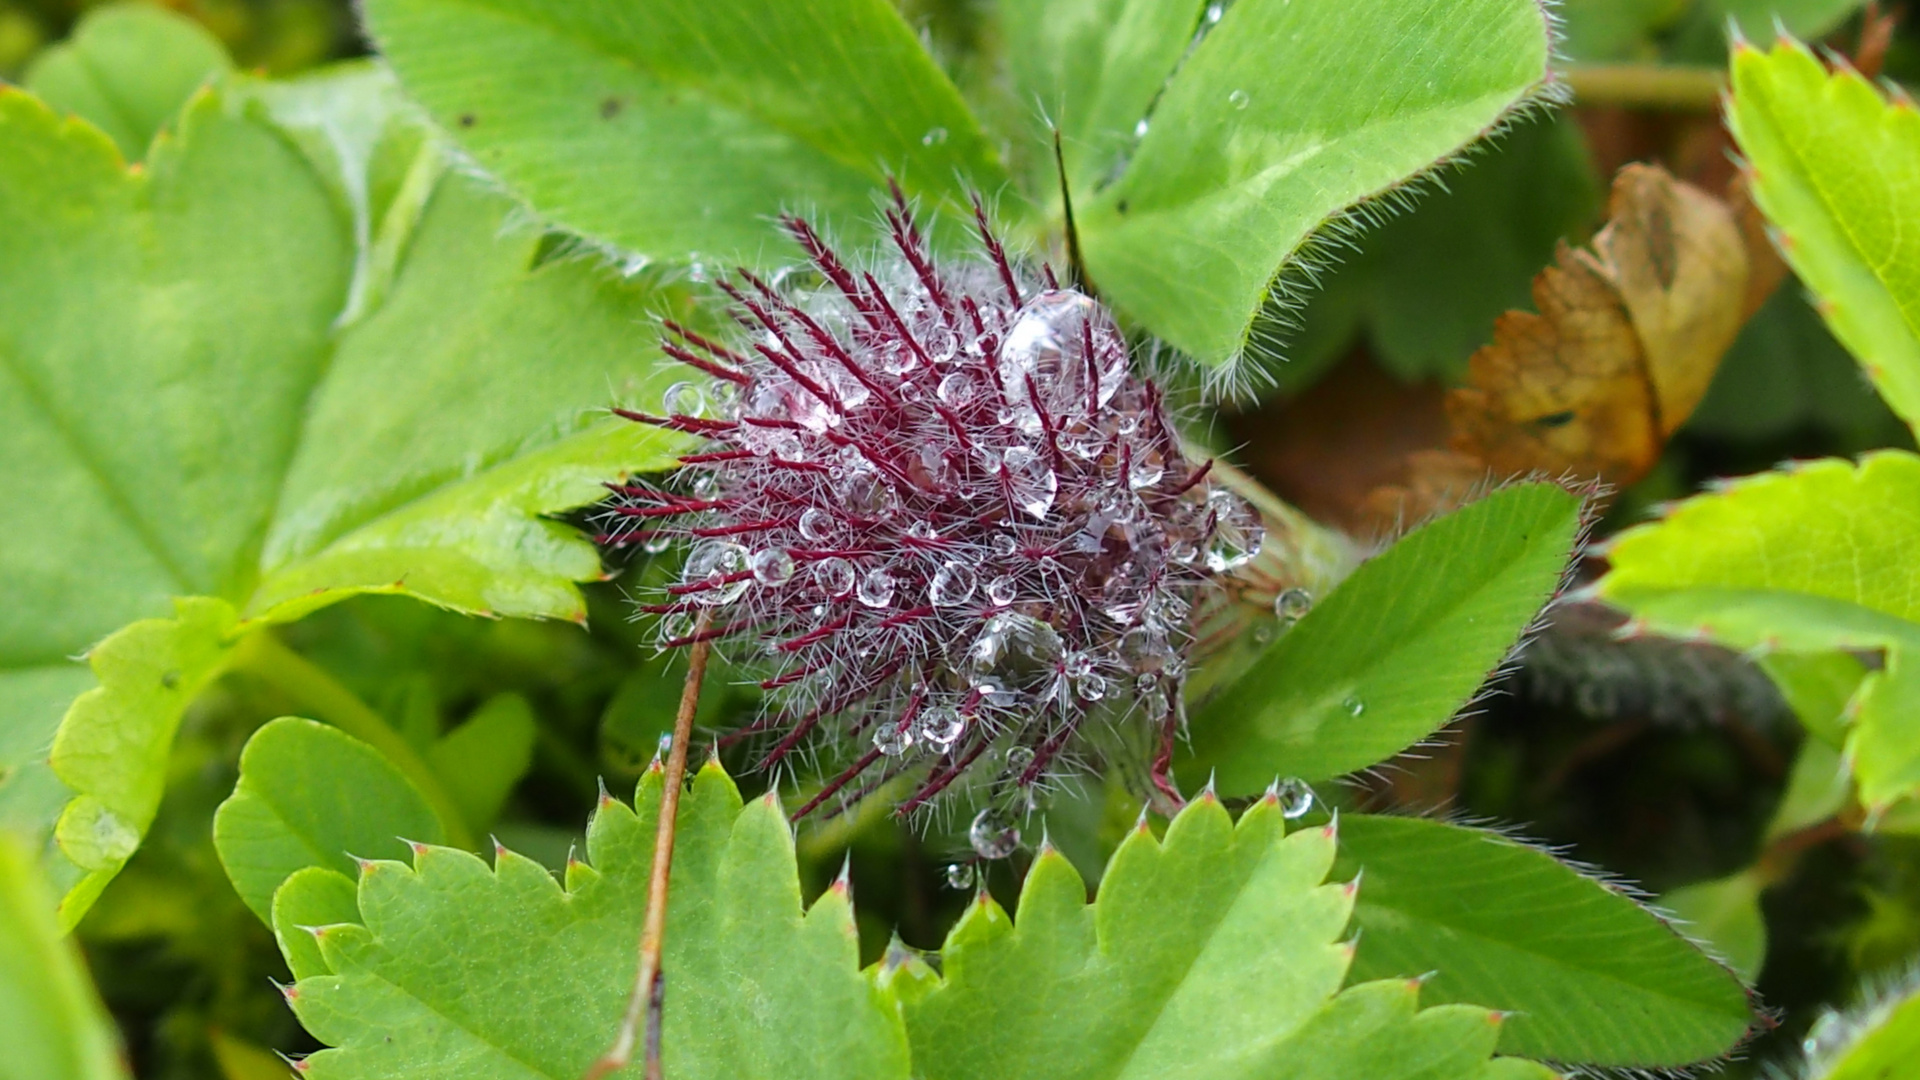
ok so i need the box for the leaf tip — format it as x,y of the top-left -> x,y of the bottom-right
1322,809 -> 1340,844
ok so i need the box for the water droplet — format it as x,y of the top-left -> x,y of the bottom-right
690,472 -> 718,497
857,567 -> 897,608
1074,671 -> 1107,701
1128,449 -> 1166,489
989,533 -> 1018,557
643,532 -> 673,554
1274,777 -> 1314,819
1275,587 -> 1313,621
1205,1 -> 1225,23
661,380 -> 707,417
881,343 -> 919,376
1203,489 -> 1263,573
873,721 -> 913,757
751,548 -> 795,585
1004,746 -> 1035,771
814,556 -> 855,597
967,612 -> 1064,703
999,445 -> 1057,519
937,371 -> 976,406
799,507 -> 835,541
930,561 -> 978,606
907,520 -> 939,541
916,704 -> 966,750
1251,622 -> 1275,647
985,574 -> 1017,606
842,472 -> 895,516
995,290 -> 1123,432
970,808 -> 1021,859
1228,88 -> 1250,110
1134,117 -> 1150,138
945,861 -> 976,889
658,612 -> 695,646
1116,625 -> 1171,675
924,324 -> 959,364
922,126 -> 948,146
1342,696 -> 1366,718
686,541 -> 751,604
657,732 -> 674,757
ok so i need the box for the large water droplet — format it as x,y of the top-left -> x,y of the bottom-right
969,808 -> 1021,859
814,556 -> 855,597
967,612 -> 1064,703
916,704 -> 966,750
1203,488 -> 1263,573
686,541 -> 750,604
873,721 -> 913,757
751,548 -> 795,585
937,371 -> 976,406
1274,587 -> 1313,621
995,290 -> 1123,432
799,507 -> 835,541
857,567 -> 897,608
661,380 -> 707,417
1273,777 -> 1314,819
999,445 -> 1057,519
930,561 -> 978,606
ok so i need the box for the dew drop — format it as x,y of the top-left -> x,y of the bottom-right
969,808 -> 1021,859
945,861 -> 976,890
1128,449 -> 1166,490
1004,746 -> 1035,771
842,472 -> 896,516
999,445 -> 1058,519
967,612 -> 1064,703
642,532 -> 673,554
657,612 -> 695,646
1342,696 -> 1366,718
922,126 -> 948,146
686,541 -> 751,604
930,561 -> 978,606
924,324 -> 960,364
751,548 -> 795,585
985,574 -> 1018,606
937,371 -> 976,406
857,567 -> 897,608
995,290 -> 1122,430
1274,777 -> 1314,819
873,721 -> 913,757
1116,624 -> 1171,675
814,556 -> 856,597
1228,88 -> 1250,110
1134,117 -> 1150,138
1205,1 -> 1225,23
916,704 -> 966,750
661,380 -> 707,417
1203,489 -> 1263,573
1274,587 -> 1313,621
799,507 -> 835,541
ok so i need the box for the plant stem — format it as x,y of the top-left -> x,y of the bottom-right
229,630 -> 477,852
1560,64 -> 1726,111
587,612 -> 713,1080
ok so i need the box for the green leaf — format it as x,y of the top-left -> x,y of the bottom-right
22,1 -> 230,160
1555,0 -> 1685,61
1768,734 -> 1853,839
996,0 -> 1203,206
1271,113 -> 1598,390
1184,482 -> 1581,794
1077,0 -> 1558,369
280,762 -> 910,1079
426,693 -> 536,833
273,867 -> 360,982
1660,871 -> 1768,984
1761,650 -> 1870,747
1805,976 -> 1920,1080
361,0 -> 1016,268
1334,815 -> 1755,1067
0,68 -> 691,918
1599,452 -> 1920,816
1713,0 -> 1869,42
214,716 -> 447,924
1728,38 -> 1920,433
893,792 -> 1553,1080
0,831 -> 128,1080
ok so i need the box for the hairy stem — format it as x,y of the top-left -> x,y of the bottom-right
1561,64 -> 1725,111
230,630 -> 476,851
587,611 -> 714,1080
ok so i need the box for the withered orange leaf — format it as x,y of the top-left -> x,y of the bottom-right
1445,164 -> 1749,487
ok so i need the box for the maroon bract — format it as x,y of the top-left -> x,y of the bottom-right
601,190 -> 1261,847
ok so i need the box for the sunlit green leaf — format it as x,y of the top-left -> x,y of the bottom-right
1184,482 -> 1581,794
362,0 -> 1015,267
214,717 -> 447,923
893,793 -> 1554,1080
1729,38 -> 1920,433
22,2 -> 229,159
0,68 -> 690,919
1661,871 -> 1768,984
1079,0 -> 1558,369
1804,976 -> 1920,1080
279,762 -> 911,1079
1333,815 -> 1754,1067
1600,452 -> 1920,816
